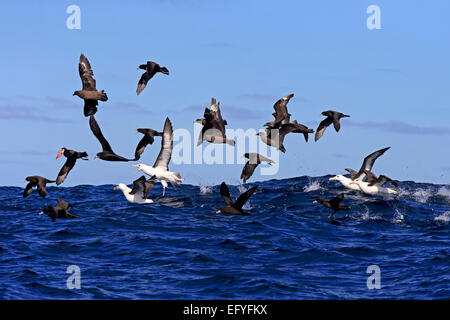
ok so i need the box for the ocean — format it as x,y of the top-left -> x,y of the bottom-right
0,175 -> 449,299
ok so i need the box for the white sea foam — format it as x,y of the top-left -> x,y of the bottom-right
391,208 -> 405,224
303,180 -> 322,192
436,187 -> 450,201
199,185 -> 213,195
434,211 -> 450,224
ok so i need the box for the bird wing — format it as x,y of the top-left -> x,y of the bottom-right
345,168 -> 358,180
56,157 -> 76,185
153,118 -> 173,170
89,115 -> 113,153
329,193 -> 344,207
378,175 -> 398,188
362,170 -> 379,186
240,161 -> 258,183
220,182 -> 234,206
130,176 -> 147,198
355,147 -> 390,180
233,186 -> 257,210
56,199 -> 71,210
136,72 -> 151,95
83,99 -> 98,117
314,117 -> 333,141
36,178 -> 49,198
332,113 -> 343,132
23,182 -> 34,198
134,136 -> 152,160
79,54 -> 97,91
144,178 -> 156,198
272,95 -> 292,123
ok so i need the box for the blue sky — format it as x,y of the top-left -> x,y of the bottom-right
0,0 -> 449,187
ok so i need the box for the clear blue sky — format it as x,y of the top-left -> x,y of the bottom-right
1,0 -> 449,187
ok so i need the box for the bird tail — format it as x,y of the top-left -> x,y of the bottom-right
279,145 -> 286,153
100,91 -> 108,101
160,67 -> 169,75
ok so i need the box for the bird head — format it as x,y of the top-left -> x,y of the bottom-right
113,184 -> 126,191
329,175 -> 344,182
56,148 -> 65,159
131,164 -> 143,174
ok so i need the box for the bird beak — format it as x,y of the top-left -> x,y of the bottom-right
349,181 -> 355,185
93,155 -> 98,160
113,186 -> 119,190
38,211 -> 44,215
329,176 -> 338,181
131,164 -> 140,174
56,149 -> 63,159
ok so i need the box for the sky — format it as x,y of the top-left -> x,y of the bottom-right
0,0 -> 449,187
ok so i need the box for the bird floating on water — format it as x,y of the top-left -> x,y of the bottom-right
73,54 -> 108,117
39,199 -> 78,222
56,148 -> 88,185
132,117 -> 183,196
217,182 -> 257,215
350,170 -> 398,195
114,175 -> 155,204
329,147 -> 390,190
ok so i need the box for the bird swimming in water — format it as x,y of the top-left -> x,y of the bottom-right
136,61 -> 169,95
217,182 -> 257,215
114,176 -> 155,204
264,93 -> 294,127
23,176 -> 55,198
39,199 -> 78,222
329,147 -> 390,190
132,117 -> 183,196
240,153 -> 274,184
313,193 -> 349,219
315,110 -> 350,141
55,148 -> 88,185
73,54 -> 108,117
89,115 -> 135,162
350,170 -> 398,195
196,98 -> 235,146
134,128 -> 163,161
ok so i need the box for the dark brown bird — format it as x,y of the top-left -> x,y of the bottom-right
313,193 -> 349,219
362,170 -> 398,188
39,199 -> 78,222
89,115 -> 135,162
23,176 -> 55,198
197,98 -> 234,146
136,61 -> 169,95
55,148 -> 88,185
264,93 -> 294,127
257,121 -> 313,152
240,153 -> 274,183
217,182 -> 257,215
315,110 -> 350,141
134,128 -> 163,161
73,54 -> 108,117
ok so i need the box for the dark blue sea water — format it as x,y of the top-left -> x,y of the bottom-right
0,175 -> 449,299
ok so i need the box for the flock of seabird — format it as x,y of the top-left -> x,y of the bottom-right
24,54 -> 398,221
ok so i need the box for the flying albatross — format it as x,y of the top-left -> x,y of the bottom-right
196,98 -> 235,146
23,176 -> 55,198
39,199 -> 78,222
349,170 -> 398,195
329,147 -> 390,190
217,182 -> 257,215
134,128 -> 163,161
89,115 -> 135,161
136,61 -> 169,95
73,54 -> 108,117
315,110 -> 350,142
240,153 -> 274,183
264,93 -> 294,127
55,148 -> 88,185
313,193 -> 349,219
114,175 -> 155,204
132,117 -> 183,196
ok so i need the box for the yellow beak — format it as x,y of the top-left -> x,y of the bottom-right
329,176 -> 338,181
349,181 -> 356,185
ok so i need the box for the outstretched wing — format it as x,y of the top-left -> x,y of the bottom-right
153,118 -> 173,170
345,168 -> 358,180
89,115 -> 113,153
56,199 -> 71,210
79,54 -> 97,91
137,72 -> 150,95
355,147 -> 390,180
362,170 -> 379,186
233,186 -> 257,210
240,161 -> 258,183
23,182 -> 34,198
378,175 -> 398,188
129,176 -> 147,198
314,117 -> 333,141
56,157 -> 76,185
220,182 -> 234,206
